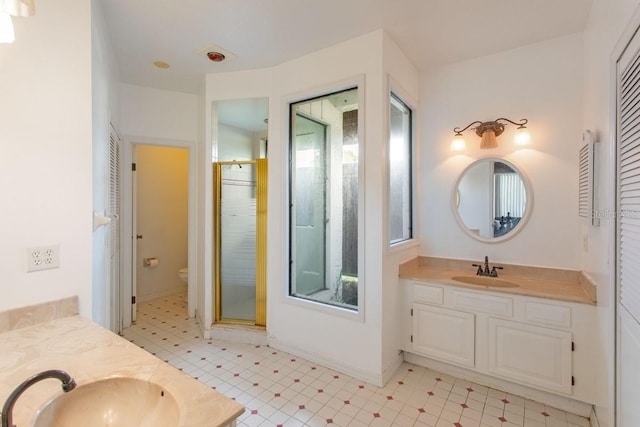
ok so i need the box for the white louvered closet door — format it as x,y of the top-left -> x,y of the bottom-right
617,25 -> 640,427
109,124 -> 122,333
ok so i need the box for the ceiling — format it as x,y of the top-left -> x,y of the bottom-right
100,0 -> 593,95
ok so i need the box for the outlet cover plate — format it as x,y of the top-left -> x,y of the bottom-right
27,245 -> 60,272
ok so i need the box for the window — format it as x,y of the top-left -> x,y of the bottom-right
289,87 -> 359,310
389,93 -> 413,244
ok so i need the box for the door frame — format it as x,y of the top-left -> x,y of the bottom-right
120,135 -> 198,328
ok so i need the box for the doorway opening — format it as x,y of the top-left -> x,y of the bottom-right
135,145 -> 188,311
120,138 -> 197,331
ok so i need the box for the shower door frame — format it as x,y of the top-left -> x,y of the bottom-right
214,159 -> 268,327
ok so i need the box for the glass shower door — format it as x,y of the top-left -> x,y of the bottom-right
214,160 -> 267,326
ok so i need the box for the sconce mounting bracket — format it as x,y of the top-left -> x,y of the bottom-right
474,121 -> 505,137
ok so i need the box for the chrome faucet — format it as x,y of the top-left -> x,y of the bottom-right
472,256 -> 503,277
2,370 -> 76,427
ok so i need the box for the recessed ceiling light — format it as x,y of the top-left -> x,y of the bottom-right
196,44 -> 236,62
153,61 -> 170,69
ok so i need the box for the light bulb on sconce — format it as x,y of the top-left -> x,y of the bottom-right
514,124 -> 532,147
450,117 -> 530,151
0,12 -> 15,43
450,133 -> 466,151
0,0 -> 36,44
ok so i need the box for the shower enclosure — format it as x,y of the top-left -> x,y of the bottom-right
214,159 -> 267,326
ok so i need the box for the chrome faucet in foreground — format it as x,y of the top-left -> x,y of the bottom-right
2,370 -> 76,427
472,256 -> 504,277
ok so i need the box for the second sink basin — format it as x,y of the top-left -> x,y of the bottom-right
32,377 -> 180,427
451,275 -> 520,288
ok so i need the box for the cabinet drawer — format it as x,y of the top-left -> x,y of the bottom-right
452,290 -> 513,317
412,282 -> 444,305
525,302 -> 571,329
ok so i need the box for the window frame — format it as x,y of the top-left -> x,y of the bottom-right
284,78 -> 365,321
388,86 -> 418,251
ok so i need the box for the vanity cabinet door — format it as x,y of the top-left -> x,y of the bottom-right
488,318 -> 572,394
412,303 -> 475,368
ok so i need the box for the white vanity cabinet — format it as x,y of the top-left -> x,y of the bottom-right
412,303 -> 475,367
488,317 -> 572,394
401,279 -> 596,407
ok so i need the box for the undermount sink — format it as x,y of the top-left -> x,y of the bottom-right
32,377 -> 180,427
451,275 -> 520,288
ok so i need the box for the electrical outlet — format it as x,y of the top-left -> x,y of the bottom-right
27,245 -> 60,272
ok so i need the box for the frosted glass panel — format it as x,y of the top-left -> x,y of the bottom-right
389,93 -> 412,244
220,164 -> 256,321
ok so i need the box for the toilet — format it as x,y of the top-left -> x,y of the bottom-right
178,267 -> 188,302
178,267 -> 188,284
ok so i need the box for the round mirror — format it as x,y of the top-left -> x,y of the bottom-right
452,158 -> 533,243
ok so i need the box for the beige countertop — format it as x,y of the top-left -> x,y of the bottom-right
400,257 -> 596,305
0,315 -> 244,427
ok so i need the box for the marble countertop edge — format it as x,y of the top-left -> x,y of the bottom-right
0,315 -> 244,427
400,256 -> 595,305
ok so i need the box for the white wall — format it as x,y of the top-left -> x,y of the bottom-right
0,0 -> 93,315
135,145 -> 188,302
420,33 -> 584,269
582,1 -> 640,425
91,0 -> 121,329
205,31 -> 420,385
218,123 -> 254,161
118,83 -> 199,323
381,32 -> 421,381
119,84 -> 198,142
267,32 -> 385,382
204,69 -> 272,335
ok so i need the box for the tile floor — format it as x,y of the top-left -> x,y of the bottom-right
121,293 -> 591,427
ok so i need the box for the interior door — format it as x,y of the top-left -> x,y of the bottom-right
292,114 -> 327,295
218,161 -> 258,322
616,23 -> 640,427
214,160 -> 268,326
108,123 -> 122,332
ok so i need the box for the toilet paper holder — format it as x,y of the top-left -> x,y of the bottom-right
143,257 -> 159,267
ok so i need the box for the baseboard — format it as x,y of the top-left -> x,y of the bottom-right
137,285 -> 186,303
209,324 -> 268,345
382,351 -> 405,385
590,407 -> 600,427
196,312 -> 211,339
404,352 -> 593,417
268,337 -> 386,386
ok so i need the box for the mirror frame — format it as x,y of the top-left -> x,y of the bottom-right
451,157 -> 534,243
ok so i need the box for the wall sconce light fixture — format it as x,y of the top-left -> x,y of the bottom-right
451,117 -> 531,151
0,0 -> 35,44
